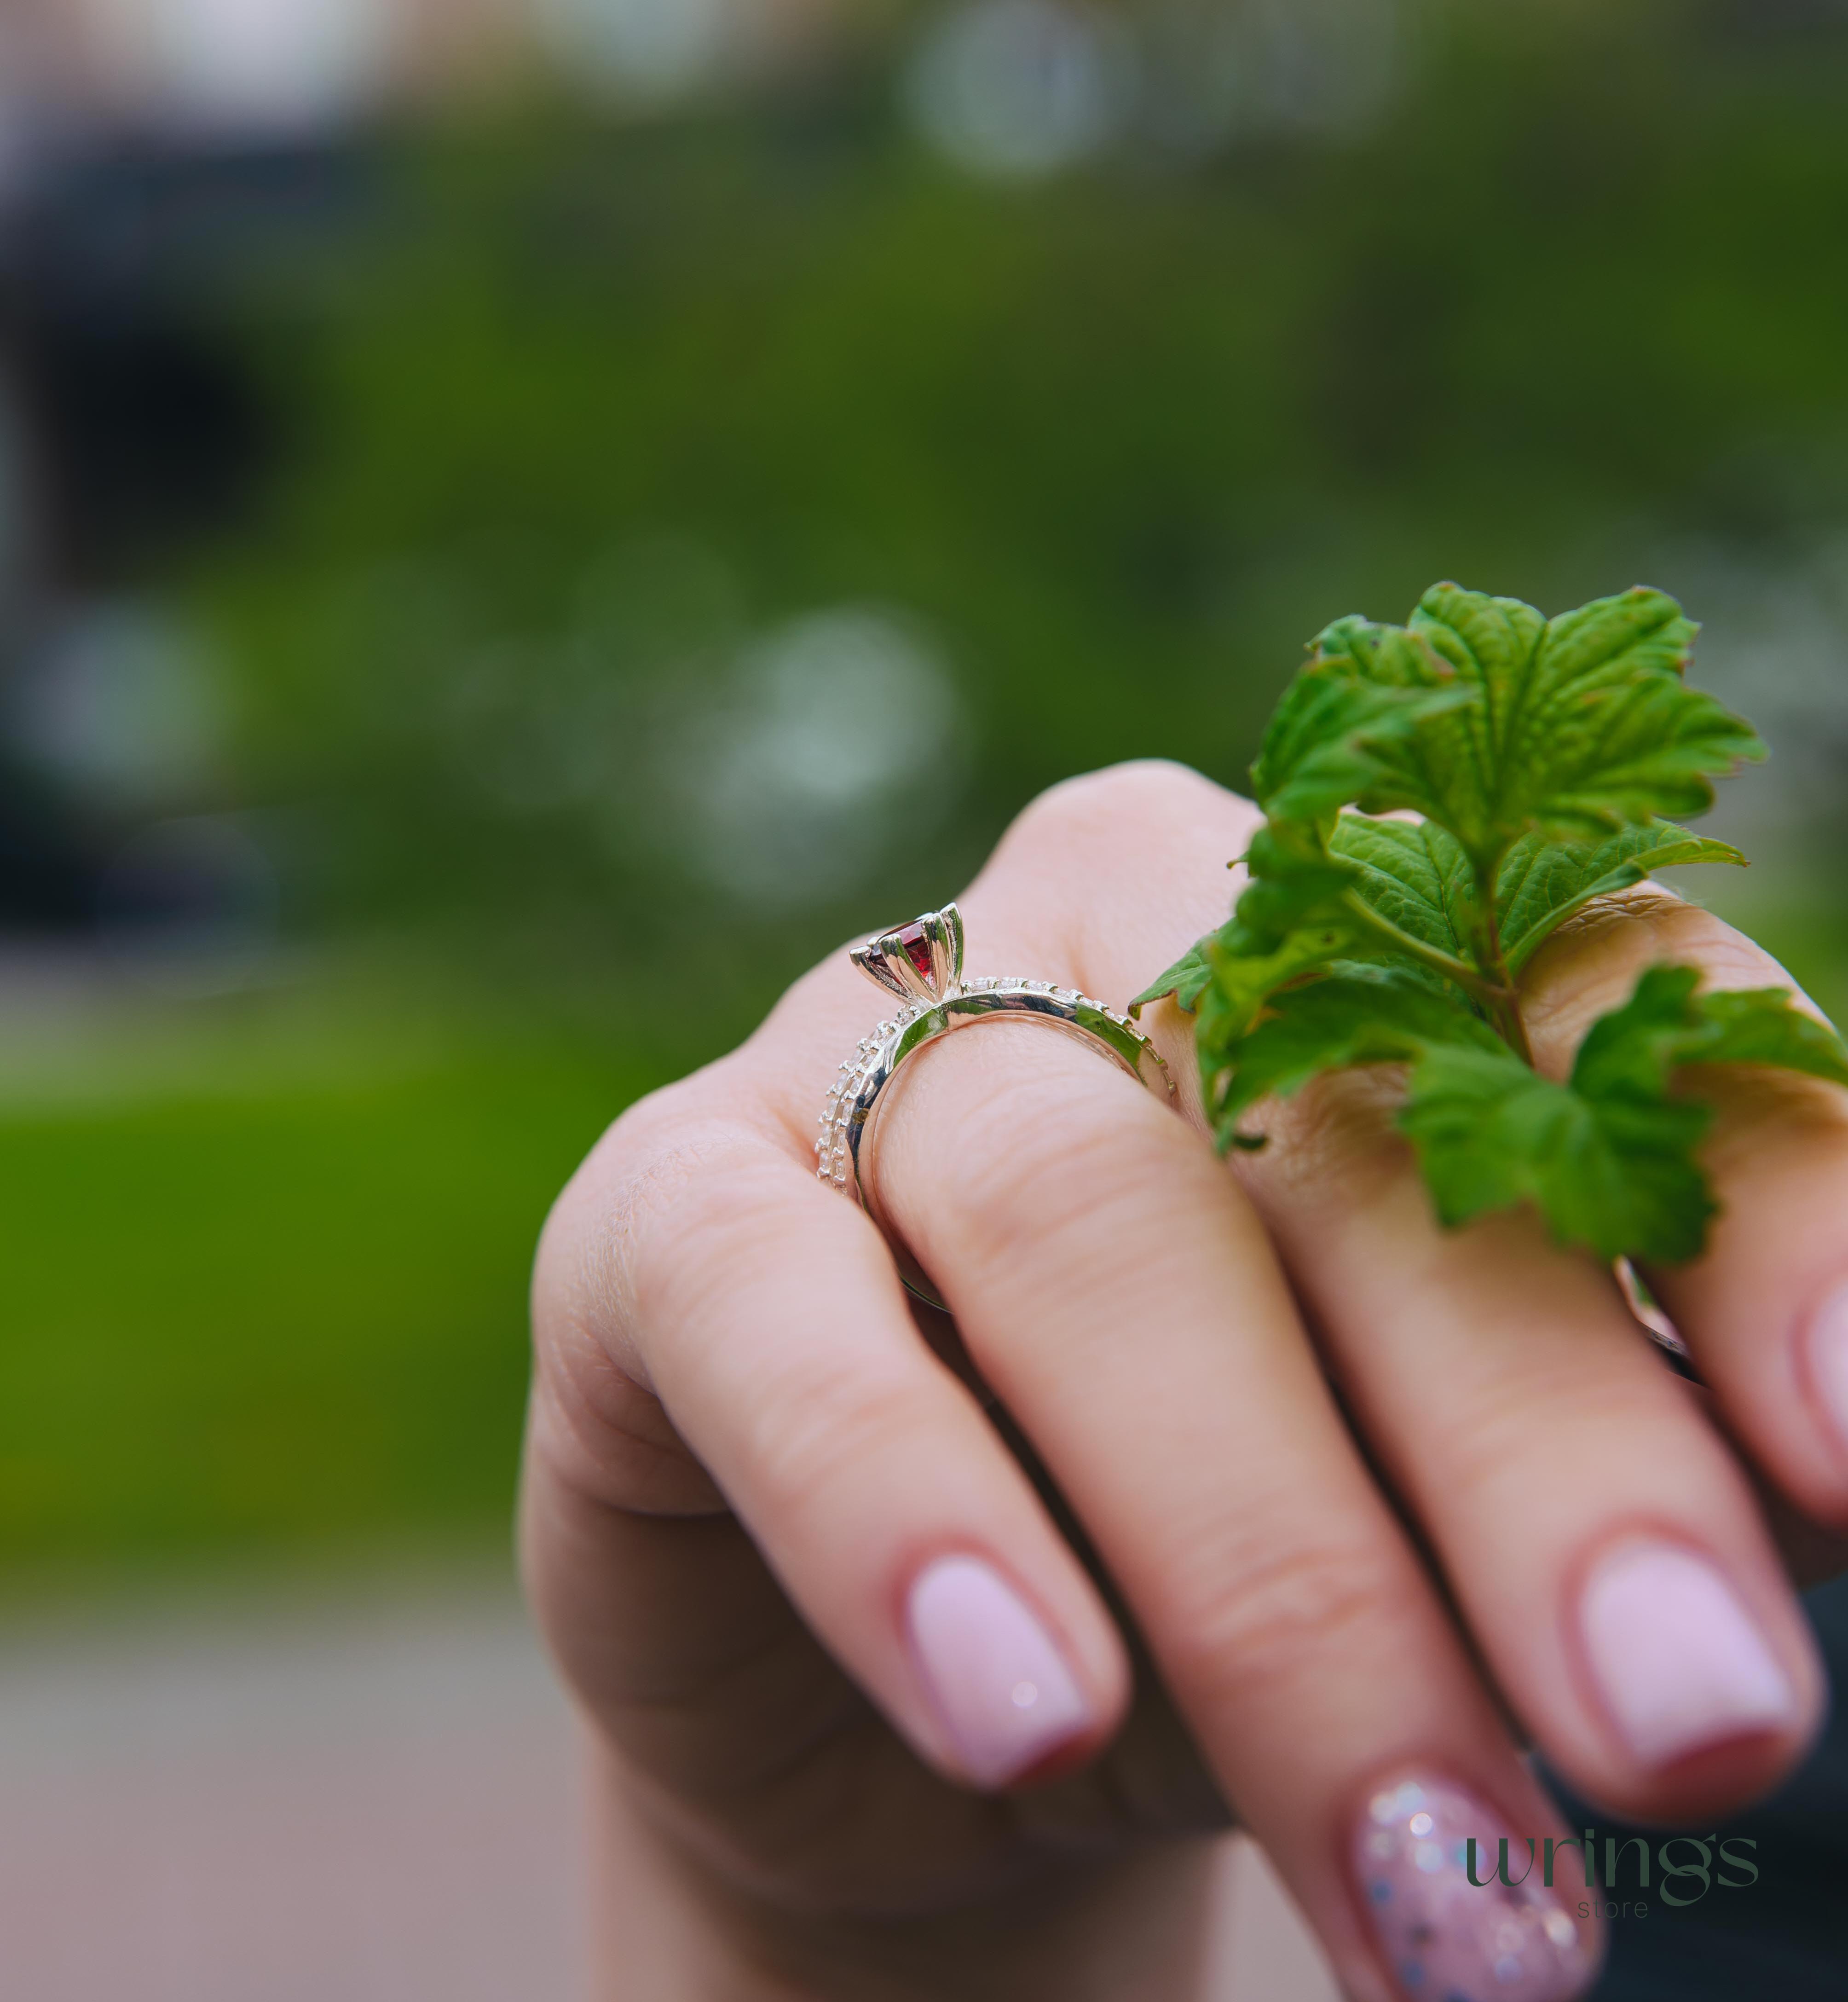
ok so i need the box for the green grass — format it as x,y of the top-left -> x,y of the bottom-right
0,989 -> 662,1574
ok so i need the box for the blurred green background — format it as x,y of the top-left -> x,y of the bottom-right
5,0 -> 1848,1581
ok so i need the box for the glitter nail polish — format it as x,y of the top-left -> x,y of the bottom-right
1351,1777 -> 1592,2002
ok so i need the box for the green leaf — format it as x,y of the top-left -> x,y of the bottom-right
1202,925 -> 1356,1042
1129,930 -> 1225,1017
1311,613 -> 1455,692
1404,583 -> 1762,862
1327,813 -> 1477,961
1248,659 -> 1467,827
1325,811 -> 1746,978
1224,824 -> 1363,957
1496,821 -> 1746,973
1398,965 -> 1848,1261
1402,962 -> 1728,1261
1213,966 -> 1499,1139
1570,963 -> 1848,1095
1197,955 -> 1848,1259
1675,986 -> 1848,1088
1141,579 -> 1828,1269
1568,963 -> 1709,1098
1398,1040 -> 1717,1264
1287,586 -> 1761,873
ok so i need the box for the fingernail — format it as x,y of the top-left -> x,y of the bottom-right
904,1554 -> 1091,1788
1803,1281 -> 1848,1461
1351,1776 -> 1592,2002
1578,1540 -> 1798,1767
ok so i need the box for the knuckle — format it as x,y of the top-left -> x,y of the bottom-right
533,1104 -> 783,1391
1161,1524 -> 1415,1709
532,1120 -> 824,1516
628,1143 -> 800,1328
999,759 -> 1237,860
1234,1065 -> 1416,1223
930,1070 -> 1188,1284
534,1080 -> 731,1337
1523,891 -> 1796,1076
1700,1065 -> 1848,1174
1426,1359 -> 1667,1505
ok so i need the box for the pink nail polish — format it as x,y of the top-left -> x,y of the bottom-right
1804,1282 -> 1848,1462
904,1554 -> 1091,1788
1352,1777 -> 1592,2002
1578,1541 -> 1798,1767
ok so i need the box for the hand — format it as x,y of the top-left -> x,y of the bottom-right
523,762 -> 1846,2002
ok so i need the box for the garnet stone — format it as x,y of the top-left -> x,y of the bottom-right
894,920 -> 936,982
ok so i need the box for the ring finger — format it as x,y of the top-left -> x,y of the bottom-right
872,1002 -> 1601,2002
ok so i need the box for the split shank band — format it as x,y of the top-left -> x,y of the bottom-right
816,903 -> 1176,1305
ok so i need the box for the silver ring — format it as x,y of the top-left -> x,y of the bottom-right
815,903 -> 1176,1305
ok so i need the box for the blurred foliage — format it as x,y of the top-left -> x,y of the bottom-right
190,0 -> 1848,1005
8,0 -> 1848,1569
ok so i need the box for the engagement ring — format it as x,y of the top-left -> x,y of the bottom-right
816,903 -> 1175,1303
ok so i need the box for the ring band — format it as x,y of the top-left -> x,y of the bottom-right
816,903 -> 1175,1303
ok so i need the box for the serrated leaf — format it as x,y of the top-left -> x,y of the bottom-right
1397,965 -> 1848,1261
1248,661 -> 1469,826
1129,930 -> 1225,1017
1213,966 -> 1500,1139
1571,963 -> 1848,1095
1398,1040 -> 1717,1264
1140,579 -> 1826,1269
1196,925 -> 1354,1052
1403,583 -> 1762,861
1403,961 -> 1728,1260
1327,813 -> 1477,960
1675,984 -> 1848,1087
1224,824 -> 1363,956
1325,811 -> 1744,979
1567,962 -> 1712,1099
1167,803 -> 1742,1066
1496,822 -> 1746,973
1295,585 -> 1760,872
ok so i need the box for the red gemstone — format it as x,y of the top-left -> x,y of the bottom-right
894,920 -> 936,981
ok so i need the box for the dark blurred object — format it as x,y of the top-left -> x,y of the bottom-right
0,133 -> 367,583
0,750 -> 90,928
0,132 -> 364,935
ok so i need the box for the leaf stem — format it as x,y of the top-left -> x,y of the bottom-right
1486,984 -> 1536,1065
1467,860 -> 1536,1066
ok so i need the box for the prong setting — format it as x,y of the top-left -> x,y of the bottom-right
849,904 -> 965,1007
817,910 -> 1177,1300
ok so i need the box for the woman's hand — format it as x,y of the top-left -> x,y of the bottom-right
523,761 -> 1847,2002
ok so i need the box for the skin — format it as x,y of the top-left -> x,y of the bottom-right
522,762 -> 1848,2001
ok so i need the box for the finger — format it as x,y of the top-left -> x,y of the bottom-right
872,1016 -> 1600,2002
991,771 -> 1827,1822
1233,1104 -> 1825,1825
1522,888 -> 1848,1536
528,1091 -> 1133,1817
